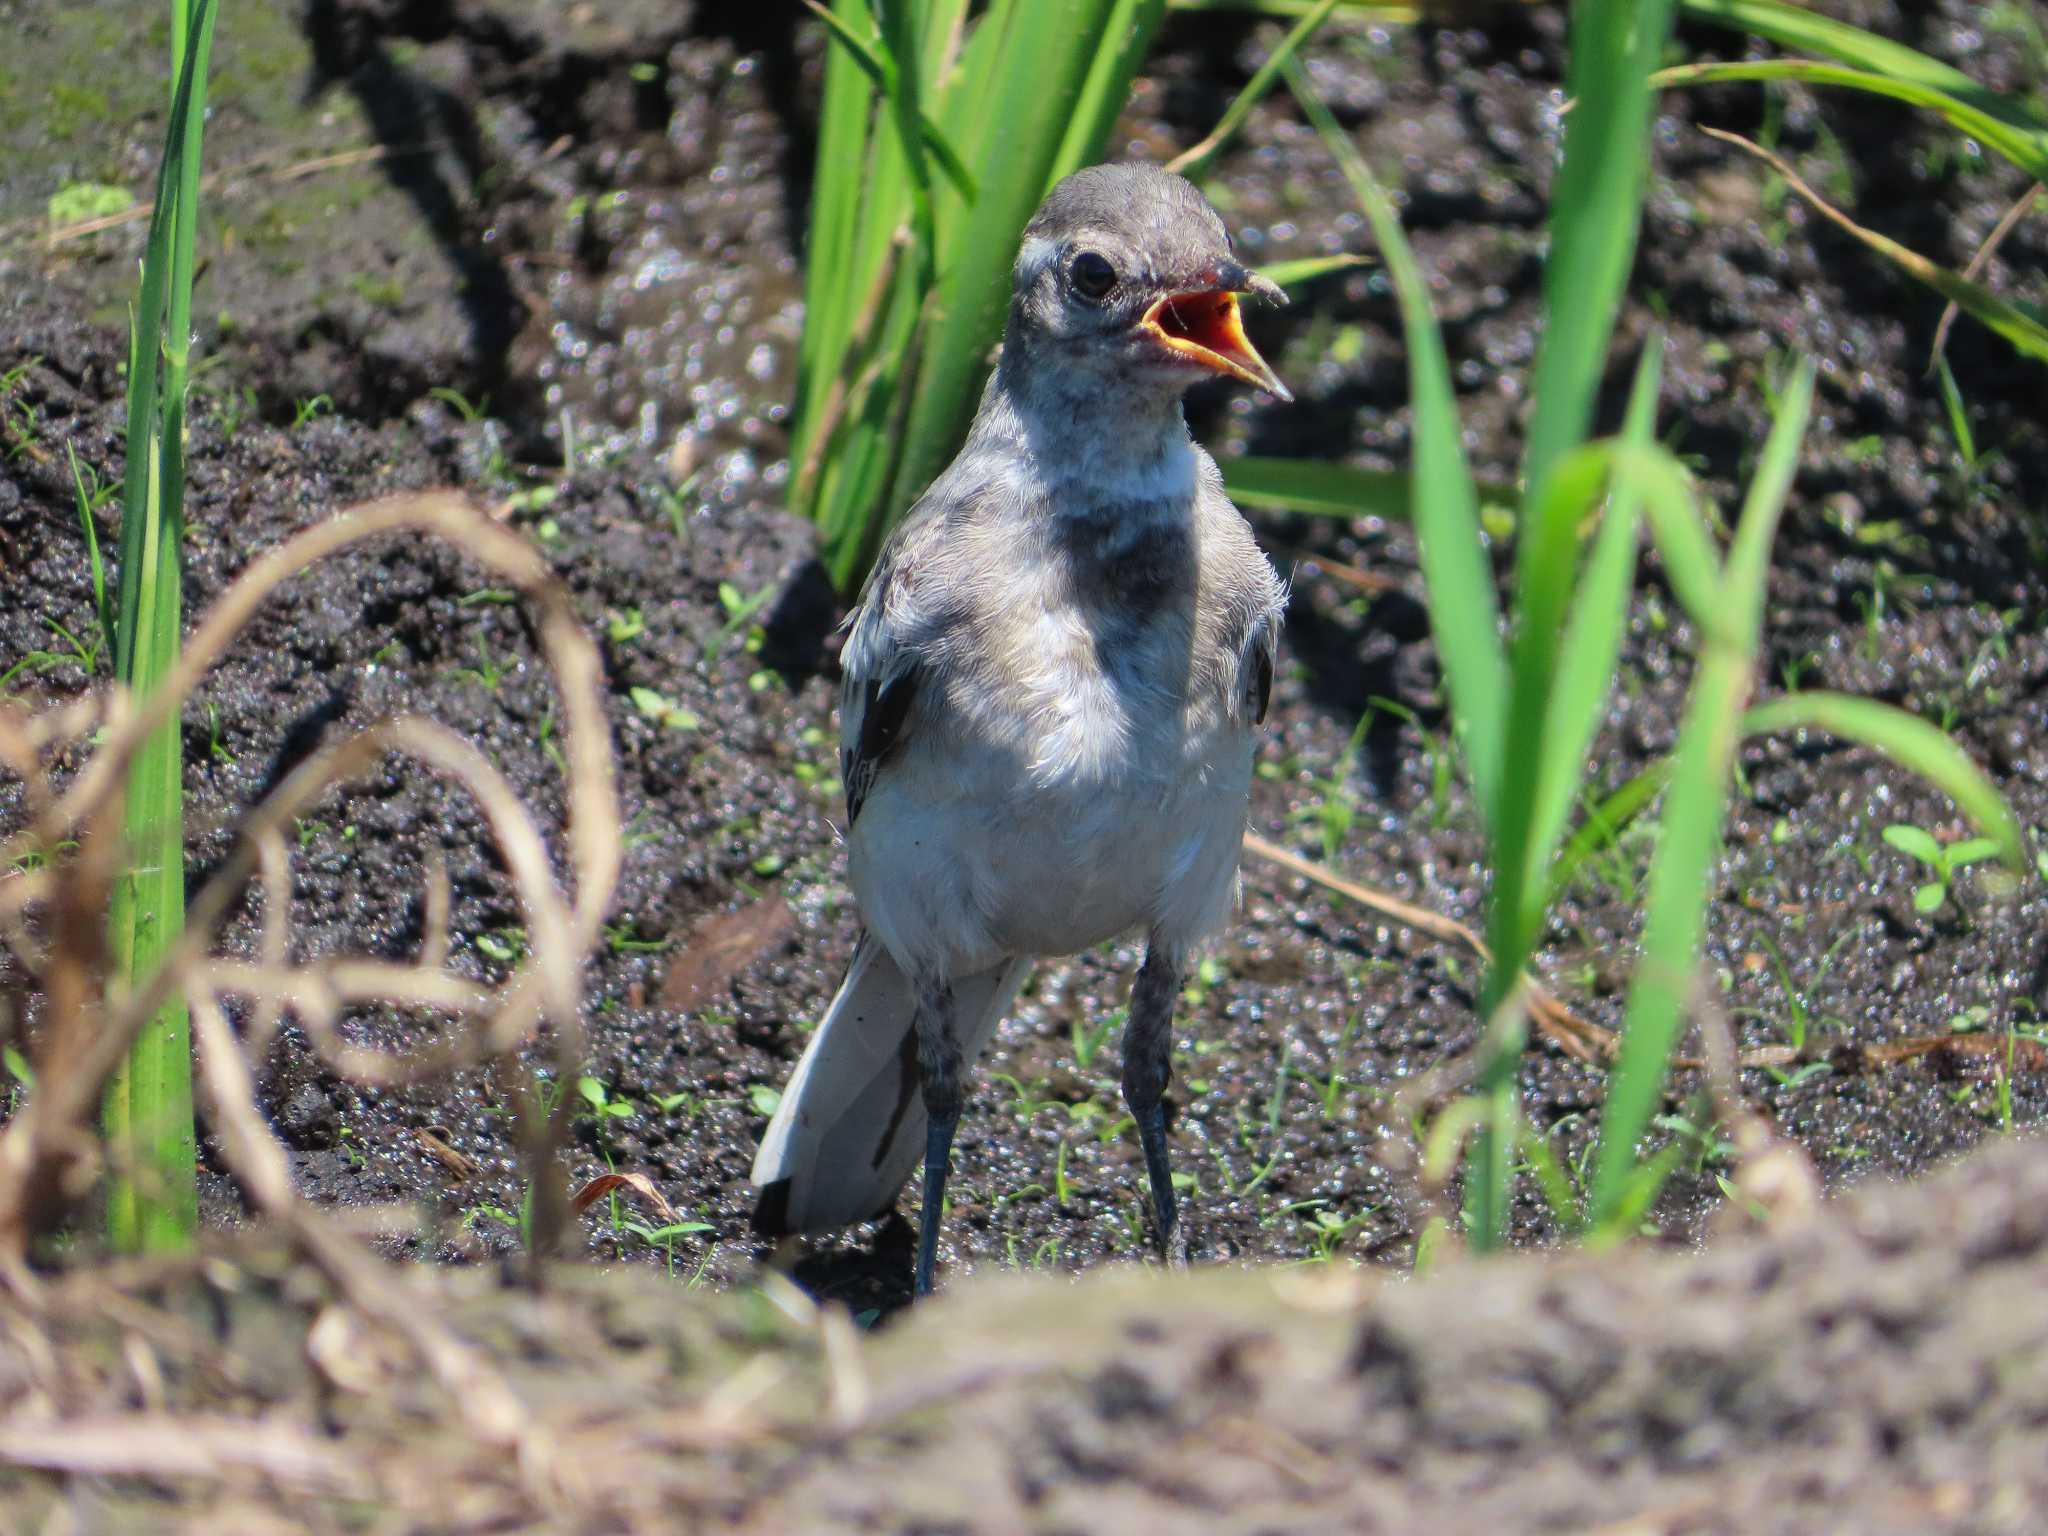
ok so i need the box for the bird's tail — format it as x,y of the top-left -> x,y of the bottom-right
750,935 -> 1032,1235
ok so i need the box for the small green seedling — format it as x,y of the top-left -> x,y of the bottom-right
707,580 -> 774,662
577,1075 -> 634,1126
1070,1005 -> 1123,1072
629,686 -> 698,732
1882,823 -> 2002,914
476,927 -> 527,964
624,1217 -> 715,1278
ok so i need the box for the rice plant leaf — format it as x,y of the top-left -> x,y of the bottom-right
874,2 -> 940,288
1165,0 -> 1342,179
1285,54 -> 1506,815
1749,694 -> 2024,871
870,0 -> 1168,588
801,1 -> 979,202
1657,59 -> 2048,186
1053,0 -> 1173,185
106,0 -> 217,1255
1677,0 -> 2048,134
66,442 -> 114,647
1491,441 -> 1615,950
1720,357 -> 1813,644
1525,339 -> 1664,928
1463,0 -> 1673,1252
1170,0 -> 1417,15
1695,124 -> 2048,364
1617,441 -> 1723,631
1221,458 -> 1413,521
1223,456 -> 1523,531
1519,0 -> 1677,506
1587,359 -> 1814,1235
1256,252 -> 1370,289
793,0 -> 880,452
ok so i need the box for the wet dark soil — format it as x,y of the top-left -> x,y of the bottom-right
3,0 -> 2047,1344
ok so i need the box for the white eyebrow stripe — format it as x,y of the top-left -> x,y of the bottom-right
1016,235 -> 1058,281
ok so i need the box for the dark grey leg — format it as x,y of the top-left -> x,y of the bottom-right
1122,940 -> 1187,1265
913,981 -> 962,1297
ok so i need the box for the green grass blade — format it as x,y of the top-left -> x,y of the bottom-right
1284,55 -> 1506,815
105,0 -> 216,1255
1743,693 -> 2024,870
1587,359 -> 1814,1235
874,0 -> 940,286
792,0 -> 878,465
1656,60 -> 2048,184
1165,0 -> 1341,180
1677,0 -> 2048,132
870,0 -> 1168,586
1221,458 -> 1413,521
1618,442 -> 1723,630
1051,0 -> 1171,186
1719,360 -> 1814,644
802,1 -> 978,200
1547,762 -> 1673,909
1518,0 -> 1677,504
66,443 -> 114,648
1461,0 -> 1674,1251
1526,340 -> 1664,923
1256,252 -> 1370,289
1686,120 -> 2048,364
1222,452 -> 1516,524
1490,444 -> 1617,937
1171,0 -> 1416,14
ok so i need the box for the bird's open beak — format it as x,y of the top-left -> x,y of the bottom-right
1138,265 -> 1291,402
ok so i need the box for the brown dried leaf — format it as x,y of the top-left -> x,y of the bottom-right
1857,1033 -> 2048,1074
659,896 -> 796,1011
414,1126 -> 477,1179
570,1170 -> 678,1222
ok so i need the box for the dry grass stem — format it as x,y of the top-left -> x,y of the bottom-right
0,492 -> 619,1346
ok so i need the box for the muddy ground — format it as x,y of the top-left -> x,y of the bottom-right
1,1136 -> 2044,1534
2,0 -> 2048,1520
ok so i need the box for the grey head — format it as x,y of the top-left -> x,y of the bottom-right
1004,163 -> 1291,408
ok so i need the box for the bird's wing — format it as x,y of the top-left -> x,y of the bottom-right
837,491 -> 959,824
1245,609 -> 1277,725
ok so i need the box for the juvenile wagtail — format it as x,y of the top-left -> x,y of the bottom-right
752,163 -> 1291,1295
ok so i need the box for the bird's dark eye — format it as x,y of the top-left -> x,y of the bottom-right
1069,250 -> 1117,302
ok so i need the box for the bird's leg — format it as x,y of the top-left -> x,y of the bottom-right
1122,939 -> 1187,1266
912,980 -> 962,1297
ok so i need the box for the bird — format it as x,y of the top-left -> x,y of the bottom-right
751,162 -> 1290,1296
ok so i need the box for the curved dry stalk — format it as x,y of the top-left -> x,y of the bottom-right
188,990 -> 530,1451
1242,831 -> 1614,1061
0,492 -> 621,1267
1931,181 -> 2043,369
